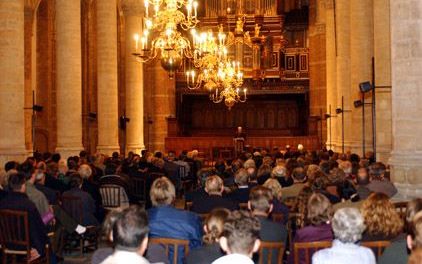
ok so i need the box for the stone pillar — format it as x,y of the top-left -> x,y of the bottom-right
334,0 -> 351,153
389,0 -> 422,198
325,0 -> 337,150
144,61 -> 176,151
308,0 -> 326,148
55,0 -> 83,157
96,0 -> 120,155
122,1 -> 145,154
374,0 -> 392,163
350,0 -> 374,155
0,0 -> 29,166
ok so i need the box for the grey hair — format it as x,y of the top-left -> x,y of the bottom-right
332,207 -> 366,243
78,164 -> 92,179
271,166 -> 286,178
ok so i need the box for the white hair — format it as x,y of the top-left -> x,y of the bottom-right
332,207 -> 366,243
78,164 -> 92,179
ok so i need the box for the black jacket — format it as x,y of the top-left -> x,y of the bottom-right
192,194 -> 239,214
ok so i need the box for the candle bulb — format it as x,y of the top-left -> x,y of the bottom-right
141,37 -> 146,50
193,1 -> 198,17
144,0 -> 149,17
134,34 -> 139,52
191,71 -> 195,83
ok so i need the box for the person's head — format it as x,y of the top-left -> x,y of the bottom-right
34,168 -> 45,184
219,210 -> 261,257
244,159 -> 256,169
234,168 -> 249,187
357,167 -> 370,185
271,165 -> 287,179
203,208 -> 230,244
101,208 -> 123,242
150,177 -> 176,206
406,199 -> 422,233
332,207 -> 366,243
5,161 -> 18,172
51,153 -> 61,163
18,161 -> 35,182
263,178 -> 283,201
112,206 -> 149,255
104,163 -> 117,175
8,171 -> 26,193
306,193 -> 333,226
408,248 -> 422,264
78,164 -> 92,179
368,162 -> 386,181
69,173 -> 83,189
292,167 -> 306,183
339,160 -> 352,175
408,211 -> 422,250
248,186 -> 273,216
361,192 -> 403,238
205,175 -> 224,195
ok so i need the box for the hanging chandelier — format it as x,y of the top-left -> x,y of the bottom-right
132,0 -> 199,77
185,25 -> 247,109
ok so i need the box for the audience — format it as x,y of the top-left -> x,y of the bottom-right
212,210 -> 261,264
262,178 -> 289,224
312,207 -> 376,264
361,192 -> 403,241
366,162 -> 397,197
281,167 -> 307,198
191,175 -> 238,214
186,208 -> 229,264
228,168 -> 251,203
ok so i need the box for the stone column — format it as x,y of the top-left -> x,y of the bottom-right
374,0 -> 392,163
350,0 -> 374,155
122,1 -> 145,154
325,0 -> 337,150
0,0 -> 29,166
389,0 -> 422,198
96,0 -> 120,155
55,0 -> 84,157
334,0 -> 351,153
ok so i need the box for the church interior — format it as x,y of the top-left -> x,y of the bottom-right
0,0 -> 422,263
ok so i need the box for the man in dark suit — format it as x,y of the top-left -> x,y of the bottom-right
248,186 -> 288,263
228,168 -> 251,204
63,174 -> 98,226
192,175 -> 238,214
0,171 -> 48,257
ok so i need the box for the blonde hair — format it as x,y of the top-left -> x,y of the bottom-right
306,193 -> 333,226
361,192 -> 403,238
205,175 -> 223,195
203,208 -> 230,244
410,211 -> 422,249
150,177 -> 176,206
78,164 -> 92,179
263,178 -> 283,201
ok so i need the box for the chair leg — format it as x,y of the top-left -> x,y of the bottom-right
80,238 -> 84,255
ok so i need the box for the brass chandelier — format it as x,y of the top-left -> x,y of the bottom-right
186,25 -> 247,109
132,0 -> 199,76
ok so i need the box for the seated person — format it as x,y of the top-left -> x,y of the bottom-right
99,162 -> 132,207
366,162 -> 397,197
312,207 -> 375,264
0,172 -> 48,258
378,198 -> 422,264
361,192 -> 403,241
228,169 -> 251,204
291,193 -> 334,264
271,165 -> 293,188
187,208 -> 230,264
148,177 -> 202,263
101,206 -> 150,264
79,164 -> 103,220
63,174 -> 98,226
212,210 -> 261,264
262,178 -> 289,225
191,175 -> 238,214
34,169 -> 58,205
281,167 -> 307,199
248,186 -> 287,263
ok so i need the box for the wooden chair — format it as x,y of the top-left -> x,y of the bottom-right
239,203 -> 249,210
132,177 -> 147,201
293,241 -> 332,264
258,241 -> 285,264
185,201 -> 193,211
361,240 -> 391,260
99,185 -> 121,209
0,209 -> 50,264
326,185 -> 339,198
394,201 -> 408,222
149,238 -> 189,264
61,195 -> 98,255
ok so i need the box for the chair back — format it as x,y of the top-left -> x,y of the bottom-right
179,166 -> 186,179
293,241 -> 332,264
99,185 -> 121,208
132,177 -> 146,201
258,241 -> 285,264
326,185 -> 339,197
149,237 -> 189,264
61,195 -> 84,224
394,201 -> 408,222
239,203 -> 249,210
0,209 -> 30,255
361,240 -> 391,260
185,201 -> 193,211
